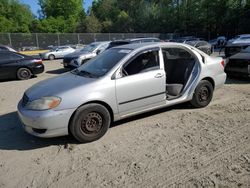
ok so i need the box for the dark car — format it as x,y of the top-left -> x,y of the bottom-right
224,43 -> 250,58
225,46 -> 250,77
0,44 -> 16,52
107,37 -> 161,49
0,51 -> 44,80
186,40 -> 213,55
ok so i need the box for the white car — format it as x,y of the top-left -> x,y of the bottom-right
40,46 -> 75,60
18,42 -> 226,143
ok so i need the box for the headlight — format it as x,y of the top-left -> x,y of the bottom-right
79,55 -> 86,60
26,96 -> 61,111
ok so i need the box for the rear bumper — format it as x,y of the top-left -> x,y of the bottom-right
225,64 -> 250,77
30,64 -> 44,75
215,72 -> 227,89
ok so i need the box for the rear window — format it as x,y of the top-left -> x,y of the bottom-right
0,52 -> 23,61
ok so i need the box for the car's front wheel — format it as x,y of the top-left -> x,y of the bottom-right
17,68 -> 32,80
190,80 -> 214,108
70,103 -> 111,143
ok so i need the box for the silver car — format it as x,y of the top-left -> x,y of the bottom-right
18,42 -> 226,142
40,46 -> 75,60
63,41 -> 110,68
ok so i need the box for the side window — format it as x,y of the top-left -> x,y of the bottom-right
98,43 -> 109,53
142,39 -> 154,42
0,47 -> 7,51
0,53 -> 22,61
123,50 -> 160,76
9,53 -> 22,60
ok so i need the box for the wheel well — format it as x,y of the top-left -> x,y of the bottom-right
68,101 -> 114,136
201,77 -> 215,88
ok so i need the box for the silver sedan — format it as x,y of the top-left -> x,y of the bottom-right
40,46 -> 75,60
18,42 -> 226,142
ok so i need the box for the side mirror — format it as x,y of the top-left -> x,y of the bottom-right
96,49 -> 101,55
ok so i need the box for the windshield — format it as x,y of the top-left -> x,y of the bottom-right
72,48 -> 131,77
241,46 -> 250,53
81,43 -> 100,52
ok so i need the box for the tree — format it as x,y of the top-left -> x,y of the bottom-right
38,0 -> 84,19
85,14 -> 102,33
0,0 -> 33,32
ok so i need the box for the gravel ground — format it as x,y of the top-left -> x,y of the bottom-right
0,58 -> 250,188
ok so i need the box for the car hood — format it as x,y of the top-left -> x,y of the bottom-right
230,52 -> 250,60
25,72 -> 95,100
65,50 -> 95,58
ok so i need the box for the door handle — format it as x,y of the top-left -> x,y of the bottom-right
154,73 -> 164,78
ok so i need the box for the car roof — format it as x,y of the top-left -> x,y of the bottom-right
112,42 -> 193,51
112,38 -> 159,43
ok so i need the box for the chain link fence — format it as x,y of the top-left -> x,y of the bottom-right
0,33 -> 178,51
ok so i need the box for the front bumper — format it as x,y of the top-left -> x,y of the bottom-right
17,101 -> 75,138
63,58 -> 80,68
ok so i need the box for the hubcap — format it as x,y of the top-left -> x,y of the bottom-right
20,70 -> 29,78
198,86 -> 209,102
81,112 -> 103,134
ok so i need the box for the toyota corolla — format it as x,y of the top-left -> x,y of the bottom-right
18,43 -> 226,143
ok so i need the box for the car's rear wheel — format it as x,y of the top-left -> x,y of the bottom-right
48,54 -> 55,60
17,68 -> 32,80
70,103 -> 111,143
190,80 -> 214,108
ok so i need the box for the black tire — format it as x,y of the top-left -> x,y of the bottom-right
190,80 -> 214,108
48,54 -> 55,60
70,103 -> 111,143
17,68 -> 32,80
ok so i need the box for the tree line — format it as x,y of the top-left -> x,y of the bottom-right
1,0 -> 250,39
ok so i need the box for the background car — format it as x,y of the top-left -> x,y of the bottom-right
186,40 -> 213,55
18,42 -> 226,143
39,46 -> 75,60
225,46 -> 250,77
0,44 -> 16,52
106,37 -> 161,49
224,43 -> 250,57
209,36 -> 227,49
0,51 -> 44,80
63,41 -> 110,68
227,34 -> 250,44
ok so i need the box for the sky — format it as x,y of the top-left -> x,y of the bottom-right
19,0 -> 93,16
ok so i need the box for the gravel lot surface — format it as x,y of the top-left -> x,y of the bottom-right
0,58 -> 250,188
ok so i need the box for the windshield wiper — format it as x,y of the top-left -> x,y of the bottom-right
79,70 -> 98,78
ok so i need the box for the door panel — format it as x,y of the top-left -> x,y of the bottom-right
115,69 -> 166,116
0,60 -> 17,79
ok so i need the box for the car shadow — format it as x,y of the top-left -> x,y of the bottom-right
225,77 -> 250,84
0,103 -> 194,150
111,102 -> 192,128
46,68 -> 69,74
0,75 -> 37,82
0,112 -> 77,151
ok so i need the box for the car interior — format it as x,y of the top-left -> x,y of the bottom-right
162,48 -> 196,98
123,51 -> 160,76
121,48 -> 196,99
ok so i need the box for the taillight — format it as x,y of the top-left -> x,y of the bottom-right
221,60 -> 225,68
32,59 -> 43,64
